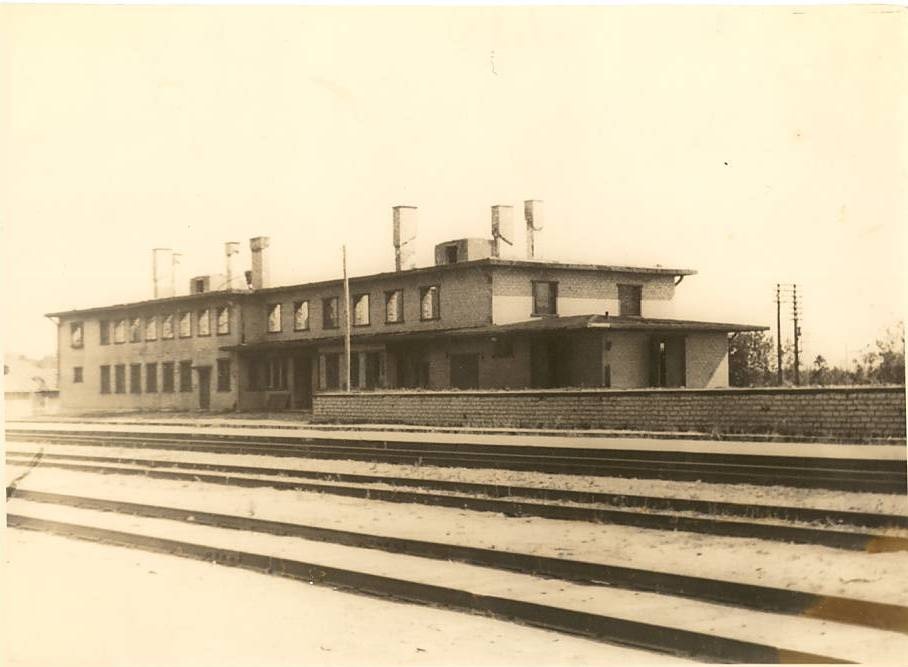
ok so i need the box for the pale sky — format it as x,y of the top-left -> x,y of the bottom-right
2,5 -> 906,365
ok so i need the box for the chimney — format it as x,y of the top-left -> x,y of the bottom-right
392,205 -> 418,271
225,241 -> 242,290
490,205 -> 514,258
249,236 -> 270,289
152,248 -> 174,298
524,200 -> 544,259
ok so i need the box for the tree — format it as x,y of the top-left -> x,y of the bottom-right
809,355 -> 829,385
728,331 -> 774,386
865,322 -> 905,384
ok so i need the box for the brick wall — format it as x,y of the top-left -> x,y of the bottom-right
313,386 -> 907,440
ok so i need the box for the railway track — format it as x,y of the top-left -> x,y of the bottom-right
7,449 -> 908,552
6,428 -> 907,493
9,491 -> 903,664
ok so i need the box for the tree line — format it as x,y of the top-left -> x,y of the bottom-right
728,322 -> 905,387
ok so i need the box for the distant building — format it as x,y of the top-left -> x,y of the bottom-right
3,355 -> 59,417
48,202 -> 765,413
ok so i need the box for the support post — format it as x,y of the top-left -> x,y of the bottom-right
343,245 -> 352,393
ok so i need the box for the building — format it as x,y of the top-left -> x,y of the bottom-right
47,202 -> 765,413
4,355 -> 60,418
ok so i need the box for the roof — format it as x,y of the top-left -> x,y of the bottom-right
220,314 -> 767,353
44,258 -> 696,319
45,289 -> 245,319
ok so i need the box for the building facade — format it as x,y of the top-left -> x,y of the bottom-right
49,204 -> 765,413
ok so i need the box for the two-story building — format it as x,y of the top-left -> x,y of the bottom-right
48,203 -> 765,413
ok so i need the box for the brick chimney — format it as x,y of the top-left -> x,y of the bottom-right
392,206 -> 418,271
225,241 -> 242,290
524,200 -> 544,259
491,205 -> 514,258
249,237 -> 270,289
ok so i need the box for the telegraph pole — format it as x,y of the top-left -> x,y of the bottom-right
775,284 -> 783,385
792,284 -> 801,386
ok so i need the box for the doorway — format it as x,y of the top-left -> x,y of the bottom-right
292,355 -> 313,408
196,366 -> 211,410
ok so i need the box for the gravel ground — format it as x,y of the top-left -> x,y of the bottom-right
9,441 -> 907,516
5,529 -> 673,667
8,464 -> 908,606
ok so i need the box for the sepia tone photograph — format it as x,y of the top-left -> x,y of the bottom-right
1,3 -> 906,665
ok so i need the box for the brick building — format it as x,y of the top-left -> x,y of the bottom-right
48,202 -> 765,413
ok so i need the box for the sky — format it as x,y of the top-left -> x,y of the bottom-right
1,4 -> 906,366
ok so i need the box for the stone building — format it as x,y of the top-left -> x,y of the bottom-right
48,202 -> 765,412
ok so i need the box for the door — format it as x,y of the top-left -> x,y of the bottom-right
450,354 -> 479,389
197,366 -> 211,410
293,356 -> 313,408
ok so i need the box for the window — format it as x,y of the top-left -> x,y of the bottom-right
253,358 -> 285,390
130,364 -> 141,394
70,322 -> 84,348
492,337 -> 514,358
618,284 -> 643,317
73,366 -> 83,383
445,245 -> 458,264
322,297 -> 339,329
114,364 -> 126,394
114,319 -> 127,344
419,285 -> 440,321
216,306 -> 230,335
293,301 -> 310,331
353,294 -> 370,326
99,320 -> 110,345
323,353 -> 340,389
162,362 -> 175,393
197,309 -> 210,336
385,290 -> 404,323
162,314 -> 174,339
145,316 -> 158,341
217,359 -> 231,392
146,363 -> 158,393
178,312 -> 191,338
129,317 -> 142,343
179,361 -> 192,392
532,281 -> 558,316
267,304 -> 282,333
100,365 -> 111,394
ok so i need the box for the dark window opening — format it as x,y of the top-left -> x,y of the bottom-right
324,353 -> 340,389
114,364 -> 126,394
146,363 -> 158,393
100,365 -> 111,394
179,361 -> 192,392
353,294 -> 370,326
532,281 -> 558,316
99,321 -> 110,345
162,362 -> 175,393
217,359 -> 231,392
445,245 -> 458,264
73,366 -> 83,383
618,284 -> 643,317
130,364 -> 141,394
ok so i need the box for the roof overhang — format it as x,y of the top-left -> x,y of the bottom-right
222,315 -> 768,354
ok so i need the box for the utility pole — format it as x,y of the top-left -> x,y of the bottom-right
342,245 -> 352,393
775,284 -> 783,385
792,284 -> 801,386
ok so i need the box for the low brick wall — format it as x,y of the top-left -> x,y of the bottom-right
312,386 -> 907,440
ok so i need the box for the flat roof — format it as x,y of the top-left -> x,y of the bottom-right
45,258 -> 696,318
221,314 -> 767,353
